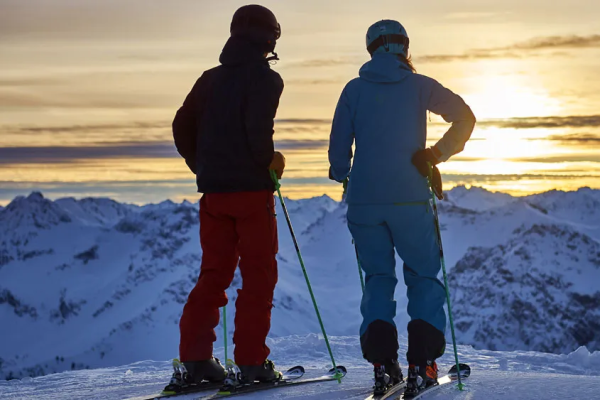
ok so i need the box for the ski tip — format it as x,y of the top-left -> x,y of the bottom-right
448,363 -> 471,378
328,365 -> 347,378
286,365 -> 305,374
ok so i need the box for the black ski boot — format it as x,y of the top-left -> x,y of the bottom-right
385,359 -> 403,385
183,357 -> 226,383
373,359 -> 403,395
163,359 -> 192,394
423,360 -> 438,388
404,361 -> 438,398
404,364 -> 424,397
238,359 -> 282,384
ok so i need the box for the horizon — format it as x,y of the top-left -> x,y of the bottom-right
2,183 -> 598,208
1,0 -> 600,205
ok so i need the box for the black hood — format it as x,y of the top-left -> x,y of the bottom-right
219,36 -> 268,66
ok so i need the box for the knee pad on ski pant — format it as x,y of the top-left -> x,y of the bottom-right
406,319 -> 446,366
360,319 -> 399,364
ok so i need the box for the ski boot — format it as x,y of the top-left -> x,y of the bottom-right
238,359 -> 282,384
423,360 -> 438,387
404,361 -> 438,397
373,359 -> 403,395
183,357 -> 226,383
163,359 -> 193,394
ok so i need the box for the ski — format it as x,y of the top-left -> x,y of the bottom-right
124,358 -> 229,400
364,380 -> 407,400
401,364 -> 471,400
126,381 -> 226,400
198,365 -> 347,399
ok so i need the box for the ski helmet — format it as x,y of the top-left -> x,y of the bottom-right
366,20 -> 409,57
231,5 -> 281,54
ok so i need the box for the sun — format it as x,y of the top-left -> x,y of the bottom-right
461,64 -> 563,120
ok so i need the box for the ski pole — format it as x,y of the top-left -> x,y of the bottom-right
222,306 -> 228,362
343,178 -> 365,293
270,170 -> 344,382
427,163 -> 464,390
354,241 -> 365,292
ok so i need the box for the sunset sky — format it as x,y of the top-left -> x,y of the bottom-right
1,0 -> 600,205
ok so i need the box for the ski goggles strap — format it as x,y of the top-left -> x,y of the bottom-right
367,34 -> 410,55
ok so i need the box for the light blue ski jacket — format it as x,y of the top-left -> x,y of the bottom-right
328,53 -> 475,204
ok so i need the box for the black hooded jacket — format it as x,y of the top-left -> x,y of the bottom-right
173,36 -> 284,193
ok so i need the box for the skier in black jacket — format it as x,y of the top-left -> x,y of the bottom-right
167,5 -> 286,392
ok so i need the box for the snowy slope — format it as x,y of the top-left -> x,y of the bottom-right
1,334 -> 600,400
1,186 -> 600,381
450,224 -> 600,354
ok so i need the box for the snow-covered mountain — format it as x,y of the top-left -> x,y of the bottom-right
450,223 -> 600,354
1,186 -> 599,380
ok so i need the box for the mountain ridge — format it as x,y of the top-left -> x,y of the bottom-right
1,186 -> 599,379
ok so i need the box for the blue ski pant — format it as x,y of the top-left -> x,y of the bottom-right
347,203 -> 447,336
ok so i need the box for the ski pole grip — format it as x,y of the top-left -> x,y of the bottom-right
427,162 -> 434,184
269,169 -> 281,190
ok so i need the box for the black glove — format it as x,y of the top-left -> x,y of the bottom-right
329,166 -> 345,182
411,148 -> 441,177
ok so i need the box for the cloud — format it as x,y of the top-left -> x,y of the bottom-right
0,143 -> 178,164
0,137 -> 330,165
544,134 -> 600,143
416,52 -> 523,63
5,122 -> 169,135
513,154 -> 600,163
275,140 -> 329,150
285,78 -> 344,86
509,35 -> 600,50
276,119 -> 331,125
477,115 -> 600,129
0,78 -> 62,87
444,12 -> 506,21
417,34 -> 600,63
0,180 -> 198,206
441,172 -> 600,182
285,58 -> 362,69
0,0 -> 218,41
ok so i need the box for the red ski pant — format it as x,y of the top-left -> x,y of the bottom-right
179,191 -> 278,365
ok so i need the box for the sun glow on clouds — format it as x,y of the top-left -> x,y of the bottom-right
1,0 -> 600,204
463,69 -> 563,120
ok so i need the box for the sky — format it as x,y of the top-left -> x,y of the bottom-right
1,0 -> 600,205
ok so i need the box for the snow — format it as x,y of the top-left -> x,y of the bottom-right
1,334 -> 600,399
1,186 -> 600,388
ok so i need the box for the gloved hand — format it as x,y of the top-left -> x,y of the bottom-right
328,166 -> 336,181
411,147 -> 441,177
269,151 -> 286,179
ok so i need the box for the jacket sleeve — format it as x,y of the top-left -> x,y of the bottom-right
427,79 -> 476,162
328,87 -> 354,182
245,71 -> 284,168
173,77 -> 203,174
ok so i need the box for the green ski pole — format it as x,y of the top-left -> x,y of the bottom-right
223,306 -> 228,362
343,178 -> 365,293
270,170 -> 344,382
354,241 -> 365,292
427,163 -> 464,390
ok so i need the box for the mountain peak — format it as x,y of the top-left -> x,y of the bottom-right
1,192 -> 71,231
27,192 -> 45,201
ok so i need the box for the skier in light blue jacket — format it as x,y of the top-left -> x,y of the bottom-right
328,20 -> 475,395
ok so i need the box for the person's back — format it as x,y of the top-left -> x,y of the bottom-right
173,33 -> 283,193
329,20 -> 475,396
167,4 -> 287,394
330,48 -> 474,204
